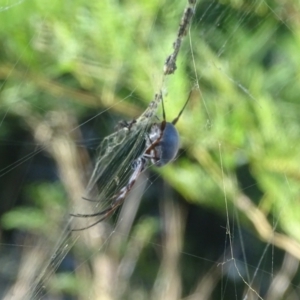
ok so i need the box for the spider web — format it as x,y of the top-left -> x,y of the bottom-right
1,0 -> 300,300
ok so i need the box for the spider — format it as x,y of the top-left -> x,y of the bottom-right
70,0 -> 196,231
71,91 -> 192,230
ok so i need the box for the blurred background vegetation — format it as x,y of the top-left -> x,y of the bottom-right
1,0 -> 300,299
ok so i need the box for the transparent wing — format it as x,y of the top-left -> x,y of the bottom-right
71,95 -> 161,228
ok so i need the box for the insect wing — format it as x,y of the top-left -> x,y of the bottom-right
82,118 -> 152,216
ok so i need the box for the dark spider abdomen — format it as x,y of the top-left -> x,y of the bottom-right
157,122 -> 180,167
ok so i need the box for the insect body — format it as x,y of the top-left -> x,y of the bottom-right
71,92 -> 191,230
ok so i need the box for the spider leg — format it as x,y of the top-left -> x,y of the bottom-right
82,196 -> 99,203
143,152 -> 160,165
70,206 -> 113,218
71,209 -> 115,231
172,90 -> 193,125
71,157 -> 147,230
111,157 -> 147,206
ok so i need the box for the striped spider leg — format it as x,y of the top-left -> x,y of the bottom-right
71,92 -> 192,230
